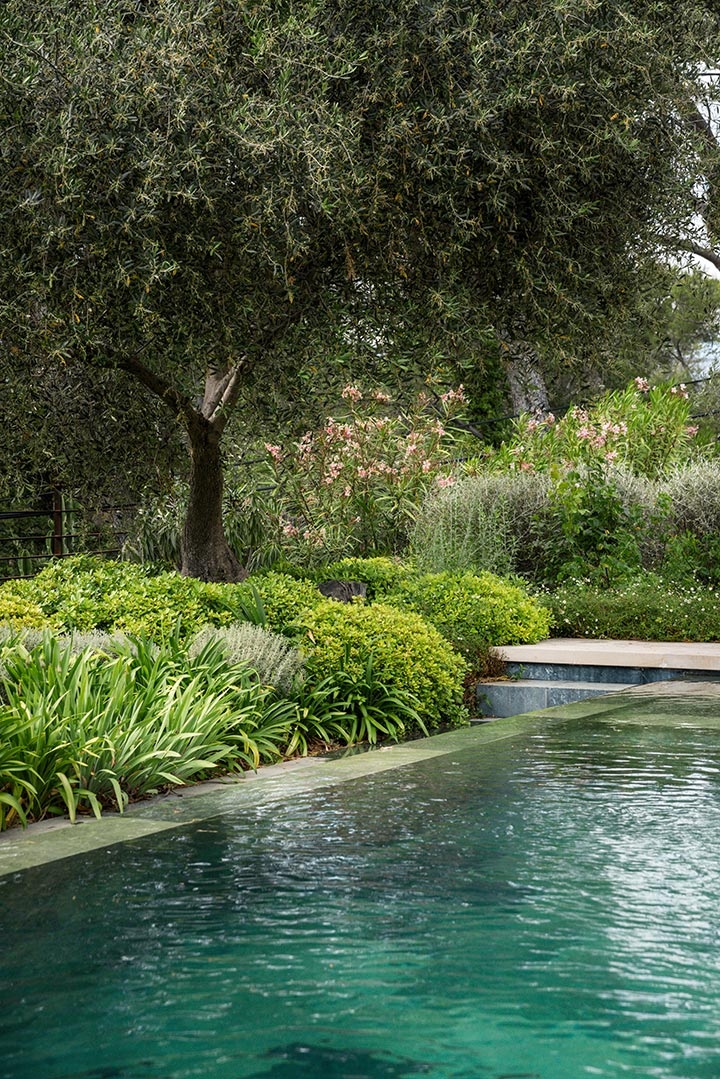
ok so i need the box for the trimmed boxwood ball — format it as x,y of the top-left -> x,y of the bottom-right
385,570 -> 552,657
296,600 -> 468,731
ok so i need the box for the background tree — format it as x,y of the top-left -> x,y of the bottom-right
1,0 -> 718,578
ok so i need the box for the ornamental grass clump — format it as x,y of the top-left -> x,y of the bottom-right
0,632 -> 296,830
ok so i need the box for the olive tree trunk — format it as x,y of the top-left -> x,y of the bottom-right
180,417 -> 245,582
120,355 -> 248,582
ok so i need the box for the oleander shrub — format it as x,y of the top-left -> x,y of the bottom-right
385,570 -> 551,656
544,576 -> 720,641
295,600 -> 467,732
318,556 -> 412,600
489,378 -> 702,479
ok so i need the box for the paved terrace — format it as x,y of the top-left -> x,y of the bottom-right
498,638 -> 720,670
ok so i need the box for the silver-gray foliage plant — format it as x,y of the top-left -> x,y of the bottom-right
190,623 -> 304,693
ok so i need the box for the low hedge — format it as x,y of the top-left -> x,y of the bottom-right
545,575 -> 720,641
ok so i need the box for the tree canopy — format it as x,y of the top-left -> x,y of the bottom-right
1,0 -> 718,577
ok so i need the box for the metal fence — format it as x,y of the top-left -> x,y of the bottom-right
0,491 -> 137,581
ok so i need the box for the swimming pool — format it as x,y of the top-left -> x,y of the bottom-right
2,692 -> 720,1078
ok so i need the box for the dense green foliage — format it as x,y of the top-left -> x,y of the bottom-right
386,571 -> 552,656
319,557 -> 413,600
544,578 -> 720,642
296,601 -> 468,732
1,1 -> 718,577
0,632 -> 297,828
0,557 -> 239,637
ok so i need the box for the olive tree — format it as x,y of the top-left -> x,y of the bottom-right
1,0 -> 717,578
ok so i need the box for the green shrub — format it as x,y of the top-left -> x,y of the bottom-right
296,600 -> 467,731
490,379 -> 703,479
236,571 -> 323,634
385,570 -> 551,656
544,576 -> 720,641
318,556 -> 412,599
410,471 -> 554,578
0,591 -> 54,630
0,556 -> 247,639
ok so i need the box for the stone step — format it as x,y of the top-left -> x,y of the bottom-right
503,661 -> 719,685
476,678 -> 635,719
498,639 -> 720,672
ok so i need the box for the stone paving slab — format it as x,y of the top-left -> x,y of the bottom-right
498,638 -> 720,670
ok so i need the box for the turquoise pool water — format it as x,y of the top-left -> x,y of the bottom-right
2,705 -> 720,1078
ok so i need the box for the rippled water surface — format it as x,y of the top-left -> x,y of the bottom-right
2,714 -> 720,1079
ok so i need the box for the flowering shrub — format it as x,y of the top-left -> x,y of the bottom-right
246,384 -> 468,566
489,379 -> 703,479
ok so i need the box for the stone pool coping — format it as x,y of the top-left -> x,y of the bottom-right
3,682 -> 720,877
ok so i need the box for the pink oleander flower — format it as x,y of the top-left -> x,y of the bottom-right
634,376 -> 650,392
421,459 -> 432,473
519,461 -> 534,472
605,451 -> 618,462
357,466 -> 370,478
264,443 -> 283,462
440,385 -> 467,405
372,390 -> 391,404
577,426 -> 594,440
436,475 -> 456,488
282,523 -> 299,537
591,434 -> 607,449
686,425 -> 699,436
341,385 -> 363,404
544,413 -> 556,425
342,485 -> 352,497
526,419 -> 540,433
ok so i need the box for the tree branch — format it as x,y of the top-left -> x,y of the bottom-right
117,353 -> 198,426
208,363 -> 247,434
676,238 -> 720,274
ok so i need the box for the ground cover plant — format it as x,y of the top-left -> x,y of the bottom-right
544,577 -> 720,642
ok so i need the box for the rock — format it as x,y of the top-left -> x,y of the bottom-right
317,580 -> 367,603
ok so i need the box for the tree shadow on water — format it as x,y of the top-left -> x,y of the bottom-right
249,1043 -> 432,1078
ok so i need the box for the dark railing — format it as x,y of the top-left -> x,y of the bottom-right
0,491 -> 137,580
